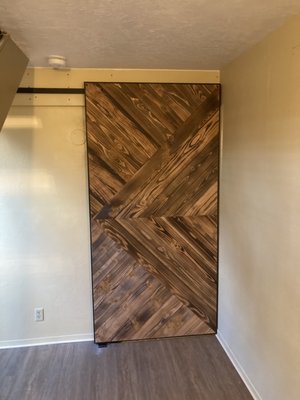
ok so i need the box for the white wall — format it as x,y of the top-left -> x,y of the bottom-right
219,13 -> 300,400
0,68 -> 218,347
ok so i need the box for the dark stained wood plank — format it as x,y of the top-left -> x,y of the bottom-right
152,216 -> 218,279
86,84 -> 158,166
97,216 -> 217,330
170,84 -> 210,108
87,118 -> 140,182
87,154 -> 125,216
85,83 -> 220,342
0,337 -> 253,400
121,83 -> 191,135
113,112 -> 219,218
96,89 -> 219,220
92,222 -> 212,342
99,83 -> 176,146
85,82 -> 160,213
152,83 -> 210,115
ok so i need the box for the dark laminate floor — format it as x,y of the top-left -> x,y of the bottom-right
0,335 -> 252,400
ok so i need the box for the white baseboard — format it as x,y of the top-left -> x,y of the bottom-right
0,333 -> 94,349
217,331 -> 262,400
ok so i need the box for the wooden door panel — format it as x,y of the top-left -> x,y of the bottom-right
96,108 -> 219,220
92,223 -> 213,342
85,82 -> 220,343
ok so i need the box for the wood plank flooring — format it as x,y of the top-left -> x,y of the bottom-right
0,336 -> 253,400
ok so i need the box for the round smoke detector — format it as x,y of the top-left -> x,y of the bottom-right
48,55 -> 67,69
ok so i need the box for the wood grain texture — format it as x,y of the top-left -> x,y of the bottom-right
92,225 -> 212,341
85,83 -> 220,343
0,337 -> 253,400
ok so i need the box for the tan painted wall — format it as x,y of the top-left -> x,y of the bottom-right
0,69 -> 219,347
0,104 -> 93,347
219,13 -> 300,400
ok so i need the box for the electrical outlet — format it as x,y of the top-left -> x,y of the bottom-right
34,307 -> 44,322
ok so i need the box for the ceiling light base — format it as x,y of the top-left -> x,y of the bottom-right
48,55 -> 66,69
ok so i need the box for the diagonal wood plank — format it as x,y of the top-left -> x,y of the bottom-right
96,89 -> 219,220
92,223 -> 213,342
85,83 -> 220,342
96,216 -> 217,330
99,83 -> 207,146
116,112 -> 219,218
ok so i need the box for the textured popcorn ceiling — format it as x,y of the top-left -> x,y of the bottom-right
1,0 -> 300,69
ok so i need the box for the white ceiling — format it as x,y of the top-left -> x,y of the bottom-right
1,0 -> 300,69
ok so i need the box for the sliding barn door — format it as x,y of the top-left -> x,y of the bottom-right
85,83 -> 220,343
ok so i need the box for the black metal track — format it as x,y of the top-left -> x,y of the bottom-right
17,87 -> 84,94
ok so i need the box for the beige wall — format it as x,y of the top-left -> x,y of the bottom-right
0,103 -> 93,347
219,13 -> 300,400
0,68 -> 219,347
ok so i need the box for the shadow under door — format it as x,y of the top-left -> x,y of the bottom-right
85,82 -> 220,343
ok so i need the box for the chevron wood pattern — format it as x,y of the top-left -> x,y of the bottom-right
85,83 -> 220,343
